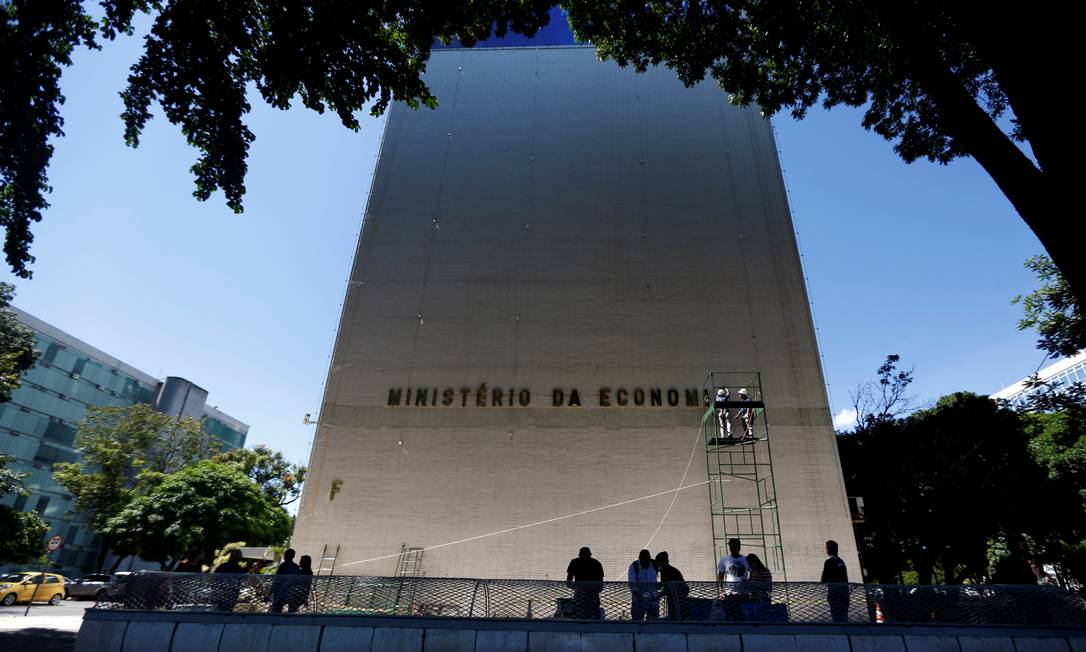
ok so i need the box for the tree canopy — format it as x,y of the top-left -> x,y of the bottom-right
0,452 -> 29,498
0,453 -> 50,564
839,391 -> 1050,584
214,443 -> 307,507
1014,255 -> 1086,359
840,356 -> 1086,585
101,460 -> 291,569
54,402 -> 305,570
0,284 -> 47,564
0,282 -> 39,403
1015,375 -> 1086,582
1,2 -> 1078,302
54,403 -> 219,567
849,354 -> 918,431
0,0 -> 549,278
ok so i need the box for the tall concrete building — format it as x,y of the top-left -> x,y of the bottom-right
293,45 -> 858,581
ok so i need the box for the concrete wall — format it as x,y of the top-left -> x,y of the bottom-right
293,45 -> 858,581
76,611 -> 1086,652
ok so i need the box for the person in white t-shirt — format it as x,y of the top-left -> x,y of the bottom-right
716,538 -> 751,620
628,549 -> 659,621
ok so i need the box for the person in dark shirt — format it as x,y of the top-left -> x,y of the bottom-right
745,553 -> 773,602
213,549 -> 246,611
270,548 -> 301,613
214,549 -> 246,574
566,547 -> 605,619
277,549 -> 300,575
992,535 -> 1038,585
171,550 -> 205,607
287,555 -> 315,613
655,551 -> 689,621
821,540 -> 849,623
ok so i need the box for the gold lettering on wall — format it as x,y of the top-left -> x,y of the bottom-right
385,385 -> 708,408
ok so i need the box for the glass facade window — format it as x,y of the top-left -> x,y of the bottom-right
33,442 -> 78,466
34,496 -> 50,513
205,417 -> 247,449
42,421 -> 76,447
0,431 -> 35,460
996,355 -> 1086,407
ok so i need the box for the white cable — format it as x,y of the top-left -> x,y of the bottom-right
341,479 -> 712,568
644,421 -> 706,548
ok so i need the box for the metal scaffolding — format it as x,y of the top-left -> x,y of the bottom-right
702,371 -> 786,580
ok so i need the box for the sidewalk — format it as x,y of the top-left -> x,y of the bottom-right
0,625 -> 77,652
0,604 -> 86,652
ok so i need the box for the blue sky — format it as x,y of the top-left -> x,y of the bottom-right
2,22 -> 1048,467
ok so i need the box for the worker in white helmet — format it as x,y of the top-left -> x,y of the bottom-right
737,388 -> 755,439
713,388 -> 732,438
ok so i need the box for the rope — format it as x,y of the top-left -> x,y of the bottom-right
644,415 -> 707,548
341,479 -> 712,568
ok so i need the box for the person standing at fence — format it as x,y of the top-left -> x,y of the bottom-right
745,553 -> 773,602
213,549 -> 247,611
992,535 -> 1038,584
628,549 -> 659,621
171,550 -> 206,607
655,551 -> 689,621
278,549 -> 301,575
716,538 -> 751,620
270,548 -> 301,613
821,540 -> 849,623
287,555 -> 314,613
215,549 -> 246,574
566,547 -> 605,620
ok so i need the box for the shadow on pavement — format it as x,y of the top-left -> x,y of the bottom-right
0,627 -> 76,652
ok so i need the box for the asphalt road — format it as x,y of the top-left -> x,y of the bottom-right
0,598 -> 93,617
0,598 -> 92,652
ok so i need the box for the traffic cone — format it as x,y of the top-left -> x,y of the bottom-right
875,602 -> 885,624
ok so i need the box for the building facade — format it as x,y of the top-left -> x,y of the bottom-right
991,350 -> 1086,407
0,308 -> 247,574
293,46 -> 859,581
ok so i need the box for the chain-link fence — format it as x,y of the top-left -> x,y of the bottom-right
92,573 -> 1086,626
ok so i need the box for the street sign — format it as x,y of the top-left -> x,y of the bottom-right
26,535 -> 63,616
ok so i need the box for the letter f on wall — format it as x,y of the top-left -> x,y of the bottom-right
330,479 -> 343,501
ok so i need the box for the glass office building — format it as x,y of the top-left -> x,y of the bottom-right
0,308 -> 248,573
991,350 -> 1086,408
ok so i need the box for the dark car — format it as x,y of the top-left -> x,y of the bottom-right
66,573 -> 115,601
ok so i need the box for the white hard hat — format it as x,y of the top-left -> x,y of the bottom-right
716,388 -> 726,396
738,388 -> 748,395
